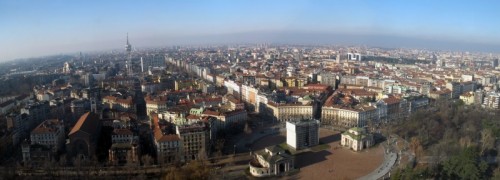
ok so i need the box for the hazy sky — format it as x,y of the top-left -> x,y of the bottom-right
1,0 -> 500,61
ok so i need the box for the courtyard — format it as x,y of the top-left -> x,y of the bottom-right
251,128 -> 384,180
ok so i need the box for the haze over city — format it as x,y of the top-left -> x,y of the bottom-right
1,0 -> 500,61
3,1 -> 500,179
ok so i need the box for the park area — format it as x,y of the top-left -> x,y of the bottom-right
251,128 -> 384,180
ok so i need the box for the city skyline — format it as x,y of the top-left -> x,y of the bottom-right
1,0 -> 500,61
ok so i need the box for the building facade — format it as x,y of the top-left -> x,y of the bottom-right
341,127 -> 374,151
286,119 -> 320,150
249,146 -> 294,177
68,112 -> 101,158
30,119 -> 65,152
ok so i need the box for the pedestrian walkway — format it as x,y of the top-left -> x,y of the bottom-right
358,151 -> 397,180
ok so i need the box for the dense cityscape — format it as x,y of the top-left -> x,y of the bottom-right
0,35 -> 498,179
2,1 -> 500,180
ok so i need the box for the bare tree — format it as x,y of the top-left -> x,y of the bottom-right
164,166 -> 186,180
409,137 -> 423,159
459,136 -> 473,148
481,128 -> 495,155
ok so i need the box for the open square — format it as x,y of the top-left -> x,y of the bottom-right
252,128 -> 384,179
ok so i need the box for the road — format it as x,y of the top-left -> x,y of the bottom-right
358,151 -> 397,180
15,153 -> 252,178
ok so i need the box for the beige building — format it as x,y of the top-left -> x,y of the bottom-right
267,102 -> 313,122
321,105 -> 377,128
102,96 -> 134,112
249,146 -> 294,177
341,127 -> 374,151
145,96 -> 168,116
459,91 -> 475,105
202,109 -> 247,129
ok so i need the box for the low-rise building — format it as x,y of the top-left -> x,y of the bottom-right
145,96 -> 168,117
30,119 -> 65,152
102,96 -> 134,112
249,146 -> 294,177
341,127 -> 374,151
460,91 -> 475,105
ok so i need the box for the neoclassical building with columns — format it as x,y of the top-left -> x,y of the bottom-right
341,127 -> 374,151
249,145 -> 294,177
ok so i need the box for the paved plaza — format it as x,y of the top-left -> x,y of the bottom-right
251,128 -> 385,180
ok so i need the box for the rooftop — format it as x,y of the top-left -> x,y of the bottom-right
32,119 -> 62,134
69,112 -> 100,136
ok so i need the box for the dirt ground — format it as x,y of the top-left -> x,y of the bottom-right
251,129 -> 384,180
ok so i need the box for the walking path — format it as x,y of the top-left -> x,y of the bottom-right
358,151 -> 397,180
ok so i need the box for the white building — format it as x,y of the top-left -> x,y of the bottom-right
341,127 -> 374,151
30,119 -> 65,152
347,53 -> 362,61
224,80 -> 242,95
483,92 -> 500,109
286,119 -> 320,150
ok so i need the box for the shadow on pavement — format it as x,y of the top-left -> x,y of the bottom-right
319,133 -> 340,144
251,135 -> 286,151
295,150 -> 332,168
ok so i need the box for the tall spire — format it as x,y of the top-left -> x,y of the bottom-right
125,33 -> 132,53
126,33 -> 130,45
125,33 -> 133,75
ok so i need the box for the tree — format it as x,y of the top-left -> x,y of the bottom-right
492,167 -> 500,180
480,128 -> 495,155
164,166 -> 186,180
409,137 -> 424,159
442,147 -> 488,180
459,136 -> 473,148
163,161 -> 211,180
185,160 -> 211,180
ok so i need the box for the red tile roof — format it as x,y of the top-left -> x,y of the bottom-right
69,112 -> 100,136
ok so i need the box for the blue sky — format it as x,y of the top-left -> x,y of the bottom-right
1,0 -> 500,61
